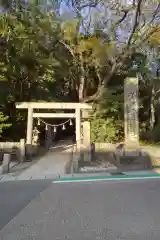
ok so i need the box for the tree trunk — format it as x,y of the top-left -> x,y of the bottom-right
78,53 -> 86,102
83,62 -> 117,103
150,86 -> 155,130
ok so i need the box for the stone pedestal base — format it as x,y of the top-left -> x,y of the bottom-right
25,144 -> 32,161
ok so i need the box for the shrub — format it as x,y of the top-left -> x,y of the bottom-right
90,115 -> 117,143
90,88 -> 124,143
0,112 -> 11,137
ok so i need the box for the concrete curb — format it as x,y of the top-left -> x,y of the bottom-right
54,172 -> 160,183
0,170 -> 159,183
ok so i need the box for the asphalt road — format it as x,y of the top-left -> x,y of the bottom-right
0,180 -> 52,231
1,178 -> 160,239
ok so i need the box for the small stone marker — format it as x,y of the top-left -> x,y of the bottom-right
2,154 -> 11,174
5,142 -> 13,153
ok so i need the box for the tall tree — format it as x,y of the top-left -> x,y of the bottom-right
64,0 -> 160,102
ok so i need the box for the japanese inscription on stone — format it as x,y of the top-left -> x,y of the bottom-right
124,77 -> 139,146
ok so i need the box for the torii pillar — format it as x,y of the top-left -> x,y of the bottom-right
82,109 -> 91,161
76,108 -> 81,152
26,105 -> 33,159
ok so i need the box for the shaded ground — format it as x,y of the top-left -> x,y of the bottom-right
1,178 -> 160,239
0,180 -> 52,231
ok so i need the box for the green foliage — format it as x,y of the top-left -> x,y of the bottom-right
90,115 -> 117,143
0,3 -> 60,103
90,88 -> 124,143
0,112 -> 11,137
100,88 -> 124,117
0,0 -> 159,142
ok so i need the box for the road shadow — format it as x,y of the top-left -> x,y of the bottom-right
0,179 -> 52,231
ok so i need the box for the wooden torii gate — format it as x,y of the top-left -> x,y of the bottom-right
16,102 -> 92,159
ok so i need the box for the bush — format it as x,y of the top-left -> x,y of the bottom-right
0,112 -> 11,137
90,115 -> 117,143
90,88 -> 124,143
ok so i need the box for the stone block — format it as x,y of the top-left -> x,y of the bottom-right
2,154 -> 11,174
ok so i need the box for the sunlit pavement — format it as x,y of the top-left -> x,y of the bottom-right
0,142 -> 73,182
1,177 -> 160,239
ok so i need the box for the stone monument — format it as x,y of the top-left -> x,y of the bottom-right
124,77 -> 139,150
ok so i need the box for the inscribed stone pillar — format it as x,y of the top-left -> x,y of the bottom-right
124,77 -> 139,149
82,110 -> 91,161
